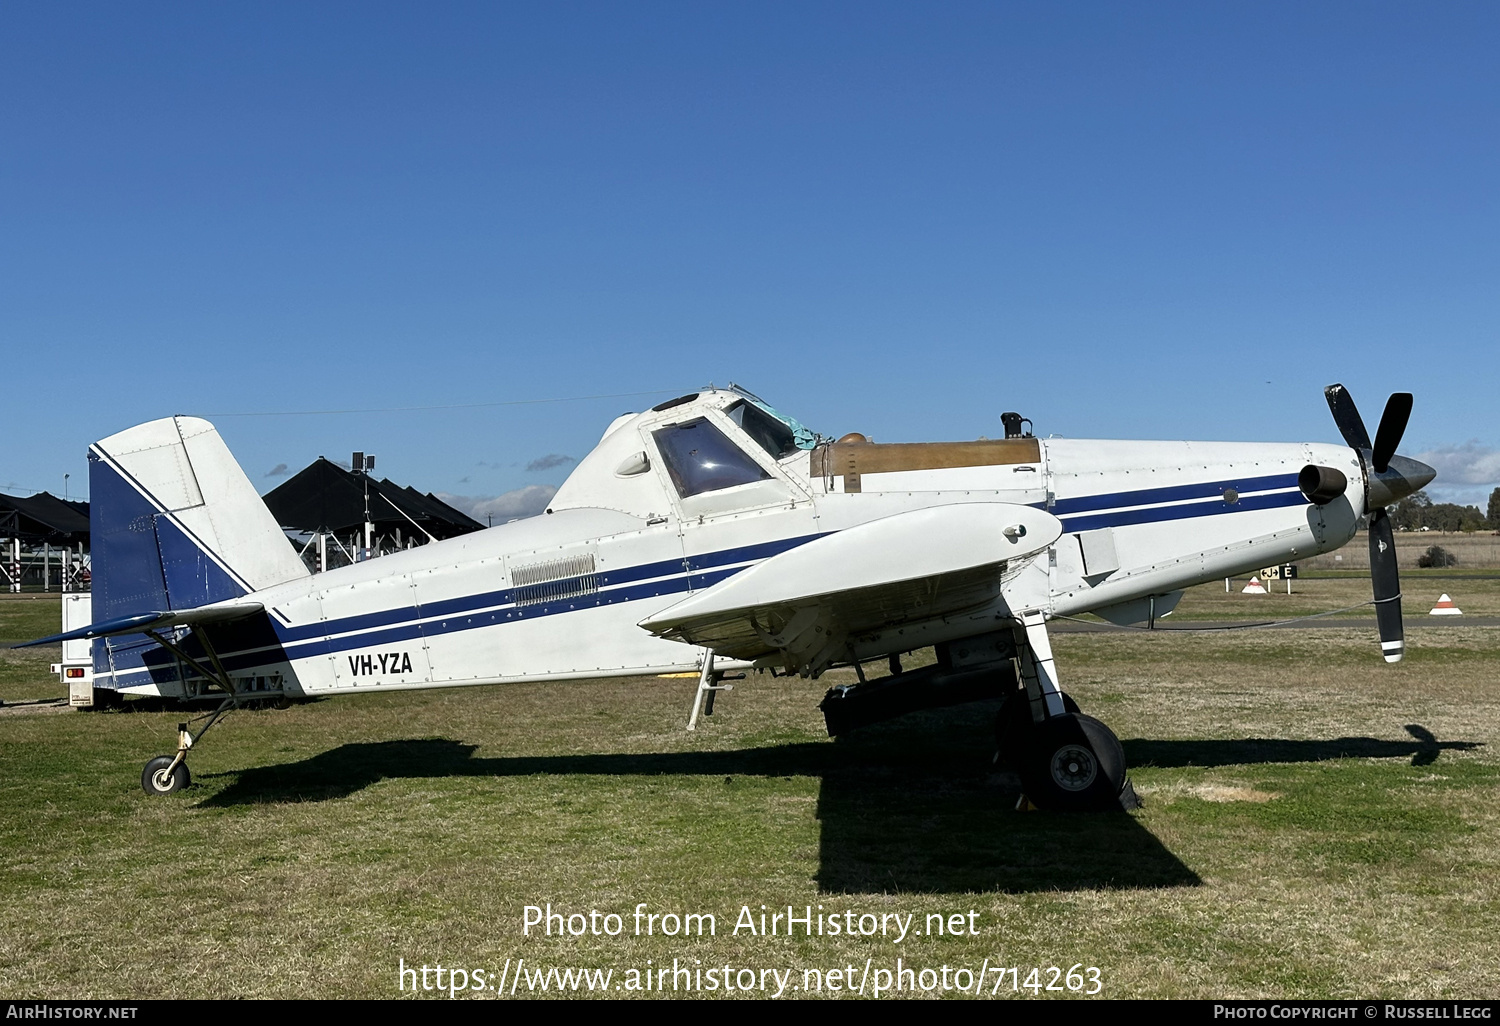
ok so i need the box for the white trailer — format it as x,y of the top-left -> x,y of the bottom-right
50,592 -> 94,706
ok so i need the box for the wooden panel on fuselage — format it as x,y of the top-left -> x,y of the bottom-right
810,438 -> 1041,493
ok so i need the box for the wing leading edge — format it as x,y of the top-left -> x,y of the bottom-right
640,503 -> 1062,675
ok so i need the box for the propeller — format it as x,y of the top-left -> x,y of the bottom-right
1371,393 -> 1413,474
1368,506 -> 1403,663
1324,383 -> 1372,452
1322,385 -> 1432,664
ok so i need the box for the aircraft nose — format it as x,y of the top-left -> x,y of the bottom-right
1367,454 -> 1437,509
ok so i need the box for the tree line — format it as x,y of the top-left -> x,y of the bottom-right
1387,488 -> 1500,533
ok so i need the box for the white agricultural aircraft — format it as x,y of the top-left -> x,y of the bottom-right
20,384 -> 1434,810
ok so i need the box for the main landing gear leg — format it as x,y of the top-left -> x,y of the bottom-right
995,613 -> 1077,769
141,697 -> 235,795
139,626 -> 244,796
1000,612 -> 1137,812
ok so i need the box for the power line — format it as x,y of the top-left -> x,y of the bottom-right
190,388 -> 682,418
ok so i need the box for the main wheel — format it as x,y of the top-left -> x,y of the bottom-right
1018,713 -> 1126,812
994,690 -> 1080,770
141,756 -> 191,795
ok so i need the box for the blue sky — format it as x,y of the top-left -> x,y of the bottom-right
3,2 -> 1497,513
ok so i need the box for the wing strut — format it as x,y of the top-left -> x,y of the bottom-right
136,623 -> 287,796
685,649 -> 743,730
1016,612 -> 1067,722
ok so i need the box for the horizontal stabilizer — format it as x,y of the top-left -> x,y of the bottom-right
13,602 -> 265,649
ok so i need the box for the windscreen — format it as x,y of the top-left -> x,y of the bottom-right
653,418 -> 772,497
725,400 -> 799,460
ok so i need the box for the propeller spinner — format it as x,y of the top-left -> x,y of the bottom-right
1322,384 -> 1436,663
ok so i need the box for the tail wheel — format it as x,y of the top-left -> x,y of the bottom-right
141,756 -> 190,796
1019,713 -> 1126,811
994,690 -> 1079,770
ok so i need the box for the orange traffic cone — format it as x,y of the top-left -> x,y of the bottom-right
1242,577 -> 1267,594
1429,594 -> 1463,616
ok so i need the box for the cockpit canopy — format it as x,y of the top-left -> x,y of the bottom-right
548,388 -> 816,520
654,417 -> 773,497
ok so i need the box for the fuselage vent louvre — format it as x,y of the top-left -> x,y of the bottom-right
511,553 -> 599,607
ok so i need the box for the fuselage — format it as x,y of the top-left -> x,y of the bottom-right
98,391 -> 1367,699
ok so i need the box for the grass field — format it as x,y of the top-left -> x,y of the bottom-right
1,592 -> 1496,1000
1163,569 -> 1500,623
1298,530 -> 1500,571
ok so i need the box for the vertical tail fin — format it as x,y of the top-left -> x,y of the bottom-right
90,416 -> 308,618
89,417 -> 307,690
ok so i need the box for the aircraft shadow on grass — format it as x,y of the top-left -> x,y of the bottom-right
194,710 -> 1475,895
1124,724 -> 1481,770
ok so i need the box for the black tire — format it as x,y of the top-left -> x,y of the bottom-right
994,690 -> 1080,770
1018,713 -> 1126,812
142,756 -> 190,795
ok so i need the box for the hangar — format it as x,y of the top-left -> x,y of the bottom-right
262,456 -> 482,572
0,491 -> 90,592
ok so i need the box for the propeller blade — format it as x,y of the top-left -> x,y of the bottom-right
1371,393 -> 1414,474
1369,508 -> 1403,663
1324,384 -> 1372,451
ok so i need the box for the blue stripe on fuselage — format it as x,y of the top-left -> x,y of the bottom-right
97,561 -> 756,681
1050,473 -> 1301,516
96,473 -> 1312,686
1057,485 -> 1306,533
265,476 -> 1306,661
270,532 -> 826,649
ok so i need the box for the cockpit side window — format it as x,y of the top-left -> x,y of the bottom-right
653,417 -> 773,497
724,400 -> 799,460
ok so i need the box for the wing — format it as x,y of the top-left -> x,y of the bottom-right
13,601 -> 266,648
639,503 -> 1062,675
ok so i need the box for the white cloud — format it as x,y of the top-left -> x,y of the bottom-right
1413,442 -> 1500,508
1415,441 -> 1500,487
436,485 -> 558,524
